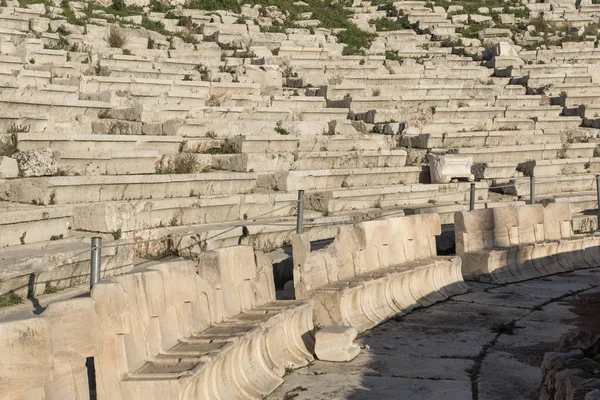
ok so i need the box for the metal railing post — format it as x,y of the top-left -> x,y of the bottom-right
596,175 -> 600,231
296,190 -> 304,234
469,182 -> 475,211
90,237 -> 102,289
530,176 -> 535,205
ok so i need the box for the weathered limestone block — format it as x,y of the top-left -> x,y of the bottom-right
14,148 -> 58,177
0,317 -> 53,397
0,156 -> 18,178
427,152 -> 474,183
314,325 -> 360,362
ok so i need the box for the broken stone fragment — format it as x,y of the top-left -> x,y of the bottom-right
15,148 -> 58,177
314,325 -> 361,362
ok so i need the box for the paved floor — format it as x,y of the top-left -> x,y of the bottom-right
268,267 -> 600,400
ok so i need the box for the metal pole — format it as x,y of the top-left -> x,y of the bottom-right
296,190 -> 304,234
596,175 -> 600,231
530,176 -> 535,205
469,182 -> 475,211
90,237 -> 102,289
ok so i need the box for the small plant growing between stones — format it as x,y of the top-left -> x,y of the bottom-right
7,124 -> 30,134
19,231 -> 26,245
490,321 -> 516,335
0,135 -> 17,157
206,94 -> 222,107
98,109 -> 110,119
157,153 -> 199,174
182,74 -> 193,81
274,121 -> 290,135
50,234 -> 64,241
107,28 -> 127,48
0,291 -> 23,308
49,192 -> 56,205
284,366 -> 294,376
44,282 -> 59,294
122,48 -> 131,55
372,87 -> 381,96
205,131 -> 217,138
111,229 -> 122,240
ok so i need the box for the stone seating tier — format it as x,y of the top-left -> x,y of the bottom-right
93,248 -> 313,399
258,167 -> 428,191
305,181 -> 489,213
0,173 -> 257,205
0,236 -> 133,297
448,143 -> 596,163
0,250 -> 314,400
292,213 -> 468,332
454,202 -> 600,284
72,192 -> 299,233
402,130 -> 562,149
0,204 -> 71,248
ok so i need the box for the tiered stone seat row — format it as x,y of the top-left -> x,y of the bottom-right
455,202 -> 600,284
292,213 -> 468,332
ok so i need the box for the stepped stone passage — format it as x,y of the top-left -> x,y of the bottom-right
2,0 -> 600,397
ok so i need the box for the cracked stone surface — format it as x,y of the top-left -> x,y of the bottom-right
267,267 -> 600,400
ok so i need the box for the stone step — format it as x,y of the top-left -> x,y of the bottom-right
258,166 -> 428,191
231,134 -> 396,153
56,150 -> 158,175
0,235 -> 133,297
305,182 -> 489,213
213,150 -> 407,172
72,192 -> 298,233
402,130 -> 561,148
499,174 -> 597,197
16,133 -> 184,155
518,157 -> 600,177
1,172 -> 257,205
448,143 -> 596,163
0,203 -> 72,247
409,117 -> 537,134
539,191 -> 598,214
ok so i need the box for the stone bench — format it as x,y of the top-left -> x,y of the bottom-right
292,150 -> 407,170
306,181 -> 489,213
93,248 -> 313,399
454,202 -> 600,284
472,162 -> 520,180
409,117 -> 536,134
0,235 -> 133,297
292,213 -> 468,332
1,172 -> 257,204
56,150 -> 159,175
519,158 -> 600,177
0,203 -> 72,248
500,174 -> 597,197
448,143 -> 596,163
231,134 -> 395,153
72,192 -> 298,233
259,166 -> 427,191
402,130 -> 561,148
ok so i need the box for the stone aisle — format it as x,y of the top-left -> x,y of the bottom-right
268,267 -> 600,400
